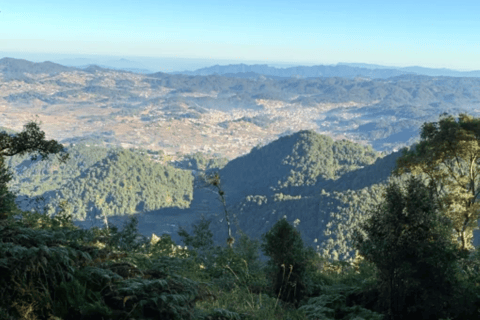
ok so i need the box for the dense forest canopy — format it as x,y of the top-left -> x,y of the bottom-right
4,115 -> 480,256
7,145 -> 195,222
3,117 -> 480,319
394,113 -> 480,250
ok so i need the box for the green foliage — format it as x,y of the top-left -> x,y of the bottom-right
179,218 -> 266,295
107,216 -> 147,252
261,217 -> 314,306
176,218 -> 307,320
7,142 -> 109,199
5,120 -> 480,319
0,210 -> 205,320
196,308 -> 242,320
0,121 -> 67,219
58,149 -> 193,219
103,275 -> 198,320
179,216 -> 217,275
207,135 -> 399,253
299,284 -> 384,320
320,184 -> 387,261
298,251 -> 383,320
0,121 -> 66,160
209,234 -> 266,294
149,233 -> 189,258
180,152 -> 229,171
7,145 -> 193,220
394,113 -> 480,249
233,232 -> 264,286
217,130 -> 379,207
353,176 -> 461,320
446,247 -> 480,319
196,286 -> 307,320
0,156 -> 17,218
179,219 -> 303,319
0,220 -> 93,318
179,216 -> 215,251
52,278 -> 112,318
279,131 -> 378,188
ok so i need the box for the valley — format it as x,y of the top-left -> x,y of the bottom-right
5,2 -> 480,317
3,58 -> 480,257
3,58 -> 480,162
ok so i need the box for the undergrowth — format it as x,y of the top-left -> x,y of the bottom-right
2,207 -> 480,320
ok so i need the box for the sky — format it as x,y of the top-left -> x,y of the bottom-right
1,0 -> 480,70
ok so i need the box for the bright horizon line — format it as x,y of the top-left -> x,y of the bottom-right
4,1 -> 480,72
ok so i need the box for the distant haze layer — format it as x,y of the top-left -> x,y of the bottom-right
2,52 -> 480,78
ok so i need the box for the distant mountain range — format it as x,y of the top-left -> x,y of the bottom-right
0,57 -> 76,81
0,57 -> 153,77
340,62 -> 480,77
179,63 -> 480,79
25,56 -> 155,73
3,55 -> 480,79
178,63 -> 410,79
75,58 -> 154,74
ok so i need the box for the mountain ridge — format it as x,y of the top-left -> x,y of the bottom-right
4,56 -> 480,78
177,63 -> 410,79
176,63 -> 480,79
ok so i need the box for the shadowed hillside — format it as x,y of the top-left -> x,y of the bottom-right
218,130 -> 378,203
205,135 -> 401,256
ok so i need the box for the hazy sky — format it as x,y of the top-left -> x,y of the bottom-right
2,0 -> 480,70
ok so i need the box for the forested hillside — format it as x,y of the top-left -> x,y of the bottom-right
6,128 -> 475,263
4,119 -> 480,319
218,131 -> 378,203
206,138 -> 403,259
7,144 -> 194,221
4,129 -> 404,256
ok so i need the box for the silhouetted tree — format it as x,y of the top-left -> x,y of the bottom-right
354,176 -> 460,320
261,217 -> 314,306
0,122 -> 67,218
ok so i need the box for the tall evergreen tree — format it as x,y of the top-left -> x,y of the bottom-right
353,176 -> 460,320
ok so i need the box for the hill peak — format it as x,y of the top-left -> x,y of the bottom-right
218,130 -> 378,203
0,57 -> 75,78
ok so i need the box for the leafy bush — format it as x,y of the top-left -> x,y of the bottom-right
0,210 -> 207,320
261,217 -> 314,306
299,283 -> 384,320
353,176 -> 461,320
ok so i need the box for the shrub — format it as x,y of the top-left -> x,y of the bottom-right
353,176 -> 461,320
261,217 -> 314,306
